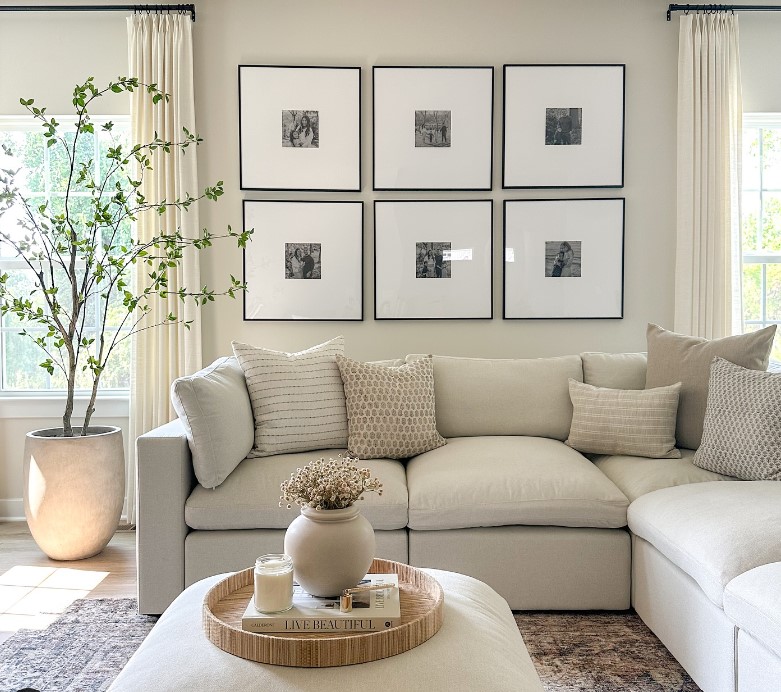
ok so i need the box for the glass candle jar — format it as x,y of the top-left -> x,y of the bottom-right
254,554 -> 294,613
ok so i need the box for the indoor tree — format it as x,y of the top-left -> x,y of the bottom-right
0,76 -> 250,436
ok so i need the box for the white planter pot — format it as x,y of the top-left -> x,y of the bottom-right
23,426 -> 125,561
283,505 -> 376,597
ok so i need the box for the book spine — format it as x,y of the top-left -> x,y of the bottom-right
242,616 -> 401,634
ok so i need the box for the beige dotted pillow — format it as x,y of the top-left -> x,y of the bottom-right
335,354 -> 446,459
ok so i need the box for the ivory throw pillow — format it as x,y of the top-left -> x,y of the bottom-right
645,323 -> 776,449
566,379 -> 682,458
694,358 -> 781,480
336,354 -> 446,460
232,337 -> 348,457
171,357 -> 254,488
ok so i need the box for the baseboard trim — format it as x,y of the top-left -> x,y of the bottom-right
0,498 -> 24,521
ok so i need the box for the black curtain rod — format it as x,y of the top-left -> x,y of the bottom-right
0,4 -> 195,21
668,4 -> 781,20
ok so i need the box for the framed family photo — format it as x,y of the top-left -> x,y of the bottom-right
374,200 -> 493,319
243,201 -> 363,321
503,64 -> 625,188
373,67 -> 494,190
503,198 -> 624,319
238,65 -> 361,191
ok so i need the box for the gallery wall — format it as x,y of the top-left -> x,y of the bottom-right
1,0 -> 781,517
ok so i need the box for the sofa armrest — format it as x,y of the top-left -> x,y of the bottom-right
136,419 -> 195,615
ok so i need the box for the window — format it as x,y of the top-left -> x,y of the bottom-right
0,117 -> 131,393
742,114 -> 781,363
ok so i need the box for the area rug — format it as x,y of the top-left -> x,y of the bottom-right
515,611 -> 702,691
0,598 -> 156,692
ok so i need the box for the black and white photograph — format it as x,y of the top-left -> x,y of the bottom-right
545,240 -> 581,277
503,64 -> 625,188
545,108 -> 582,146
239,65 -> 361,191
285,243 -> 321,279
375,200 -> 492,319
373,67 -> 493,190
282,110 -> 319,148
415,110 -> 451,147
415,242 -> 452,278
243,201 -> 363,321
504,198 -> 624,319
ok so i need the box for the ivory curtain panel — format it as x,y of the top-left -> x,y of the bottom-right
675,13 -> 743,339
126,13 -> 202,524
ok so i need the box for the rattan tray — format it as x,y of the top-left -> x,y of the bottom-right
203,558 -> 444,667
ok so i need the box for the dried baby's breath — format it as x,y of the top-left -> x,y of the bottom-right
279,454 -> 383,511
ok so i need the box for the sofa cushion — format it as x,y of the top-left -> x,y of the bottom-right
185,450 -> 408,531
407,354 -> 583,440
581,351 -> 647,389
592,449 -> 733,503
644,323 -> 776,450
566,379 -> 681,459
406,436 -> 629,531
627,481 -> 781,607
724,562 -> 781,660
171,357 -> 254,489
336,354 -> 446,459
232,337 -> 348,457
694,358 -> 781,480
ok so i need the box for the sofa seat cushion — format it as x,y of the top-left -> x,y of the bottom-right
406,436 -> 629,531
628,482 -> 781,607
724,562 -> 781,660
592,449 -> 734,503
185,450 -> 408,531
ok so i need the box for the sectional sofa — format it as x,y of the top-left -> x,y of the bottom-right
136,348 -> 781,692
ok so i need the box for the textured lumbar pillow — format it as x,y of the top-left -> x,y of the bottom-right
335,354 -> 446,459
171,356 -> 255,488
694,358 -> 781,480
645,323 -> 776,449
566,379 -> 682,458
232,337 -> 347,457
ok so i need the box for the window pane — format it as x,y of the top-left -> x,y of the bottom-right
98,334 -> 130,389
0,269 -> 48,329
0,130 -> 45,194
766,264 -> 781,321
3,330 -> 49,390
761,194 -> 781,252
742,190 -> 761,253
743,127 -> 761,190
742,263 -> 762,322
762,128 -> 781,190
49,130 -> 96,194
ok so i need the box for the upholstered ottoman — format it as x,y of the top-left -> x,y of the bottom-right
724,562 -> 781,692
111,569 -> 543,691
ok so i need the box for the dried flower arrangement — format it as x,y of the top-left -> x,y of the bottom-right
280,455 -> 383,511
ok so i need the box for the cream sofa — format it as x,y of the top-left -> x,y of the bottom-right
136,351 -> 781,692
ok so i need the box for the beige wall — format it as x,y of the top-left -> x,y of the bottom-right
0,0 -> 779,517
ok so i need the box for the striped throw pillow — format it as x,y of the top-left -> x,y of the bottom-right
566,378 -> 682,458
232,337 -> 348,457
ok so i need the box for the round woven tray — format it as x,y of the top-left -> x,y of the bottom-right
202,558 -> 444,667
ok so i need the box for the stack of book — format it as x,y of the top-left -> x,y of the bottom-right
241,573 -> 401,633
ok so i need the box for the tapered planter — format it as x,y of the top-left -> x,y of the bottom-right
284,505 -> 375,597
23,426 -> 125,561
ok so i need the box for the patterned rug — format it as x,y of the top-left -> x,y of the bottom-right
515,612 -> 702,691
0,599 -> 156,692
0,599 -> 700,691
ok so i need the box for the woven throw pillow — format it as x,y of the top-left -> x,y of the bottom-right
694,358 -> 781,480
645,323 -> 776,449
335,354 -> 446,459
232,337 -> 347,457
566,379 -> 682,458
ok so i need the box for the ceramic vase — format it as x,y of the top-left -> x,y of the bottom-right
23,426 -> 125,561
283,505 -> 376,597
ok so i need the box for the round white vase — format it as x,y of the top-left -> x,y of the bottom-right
283,505 -> 376,597
23,426 -> 125,561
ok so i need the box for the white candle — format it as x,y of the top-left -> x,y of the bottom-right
254,554 -> 294,613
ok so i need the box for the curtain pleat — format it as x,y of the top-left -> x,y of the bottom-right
126,14 -> 202,524
675,13 -> 743,338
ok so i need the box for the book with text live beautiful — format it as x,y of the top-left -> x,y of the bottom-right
241,573 -> 401,633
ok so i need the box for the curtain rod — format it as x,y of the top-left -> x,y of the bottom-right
667,4 -> 781,21
0,4 -> 195,21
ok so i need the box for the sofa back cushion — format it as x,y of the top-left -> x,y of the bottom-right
407,354 -> 583,439
171,356 -> 254,489
581,352 -> 647,389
